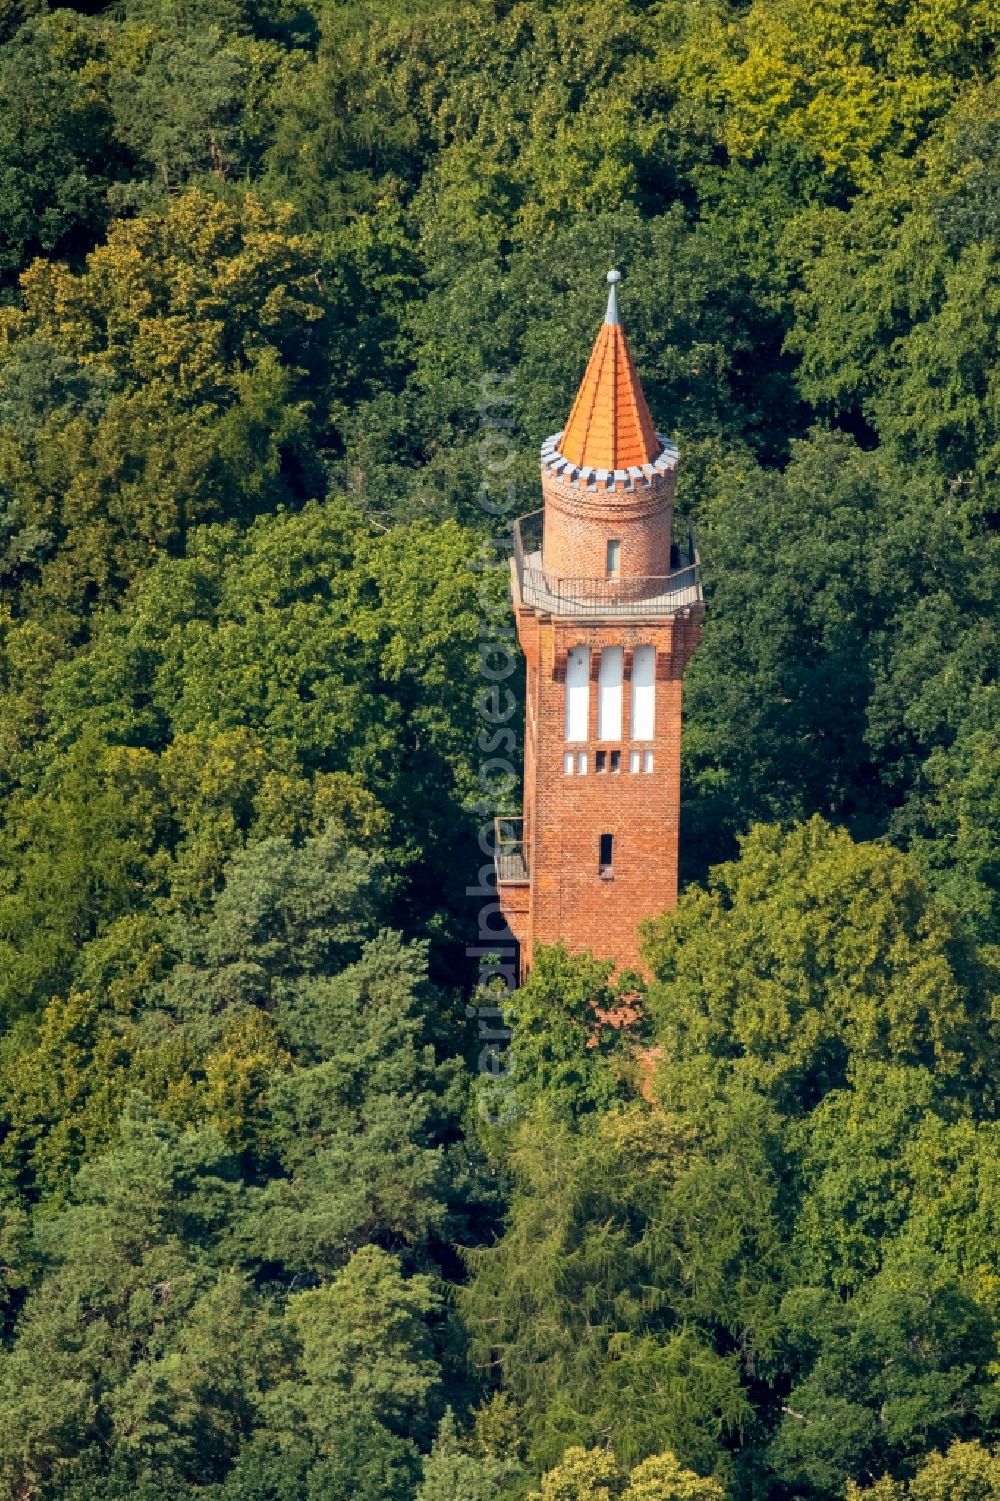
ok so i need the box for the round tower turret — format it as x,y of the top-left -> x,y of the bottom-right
540,270 -> 676,591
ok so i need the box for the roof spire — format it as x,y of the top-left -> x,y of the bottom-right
557,268 -> 661,472
605,267 -> 621,326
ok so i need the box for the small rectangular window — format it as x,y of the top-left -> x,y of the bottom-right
577,752 -> 588,775
564,752 -> 574,775
610,750 -> 620,773
606,539 -> 621,576
595,750 -> 607,773
599,833 -> 614,878
629,750 -> 641,773
644,751 -> 654,773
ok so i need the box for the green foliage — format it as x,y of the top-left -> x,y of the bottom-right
644,817 -> 995,1112
276,1244 -> 442,1444
464,1099 -> 762,1474
486,944 -> 641,1124
905,722 -> 1000,944
788,85 -> 1000,480
665,0 -> 1000,191
528,1446 -> 619,1501
2,0 -> 1000,1497
0,188 -> 325,635
417,1409 -> 517,1500
767,1253 -> 998,1493
848,1439 -> 1000,1498
680,427 -> 1000,906
0,823 -> 465,1494
0,500 -> 483,1027
625,1452 -> 726,1500
630,824 -> 999,1496
0,1105 -> 261,1495
527,1445 -> 727,1501
681,434 -> 886,863
109,26 -> 256,191
0,13 -> 121,279
243,927 -> 464,1273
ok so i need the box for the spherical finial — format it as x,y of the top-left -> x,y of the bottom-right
607,268 -> 622,285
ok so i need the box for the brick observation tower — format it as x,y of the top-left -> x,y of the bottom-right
496,270 -> 704,977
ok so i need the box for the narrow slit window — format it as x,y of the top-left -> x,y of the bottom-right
644,751 -> 654,773
577,752 -> 588,775
606,539 -> 621,576
596,750 -> 607,773
564,752 -> 574,775
629,750 -> 641,773
599,833 -> 614,878
610,750 -> 620,773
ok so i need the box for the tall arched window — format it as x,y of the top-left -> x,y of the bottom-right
631,645 -> 655,740
565,646 -> 590,742
598,646 -> 623,741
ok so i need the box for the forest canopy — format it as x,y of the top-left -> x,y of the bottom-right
0,0 -> 998,1497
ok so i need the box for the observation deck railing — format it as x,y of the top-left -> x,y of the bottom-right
494,817 -> 529,885
512,509 -> 702,618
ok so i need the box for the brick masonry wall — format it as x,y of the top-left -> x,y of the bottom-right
503,588 -> 703,977
541,467 -> 675,581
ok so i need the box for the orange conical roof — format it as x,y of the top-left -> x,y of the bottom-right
559,271 -> 661,472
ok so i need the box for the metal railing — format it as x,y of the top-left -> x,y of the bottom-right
494,817 -> 529,884
514,508 -> 544,570
512,510 -> 702,618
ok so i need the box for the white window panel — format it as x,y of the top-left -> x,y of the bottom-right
597,646 -> 623,742
631,644 -> 655,741
565,646 -> 590,742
